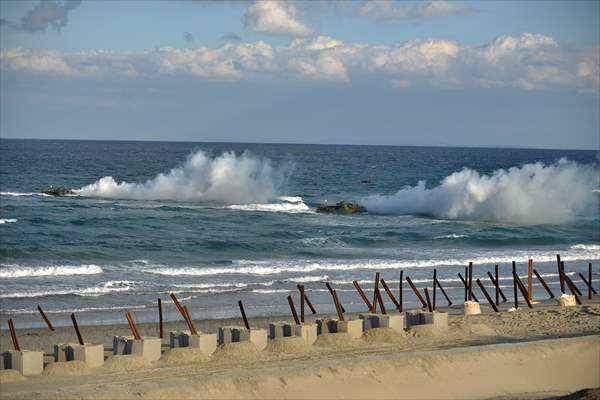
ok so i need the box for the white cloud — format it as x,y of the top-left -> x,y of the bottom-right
357,0 -> 473,19
1,33 -> 597,94
244,1 -> 313,37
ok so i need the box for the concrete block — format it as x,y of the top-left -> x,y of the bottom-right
53,343 -> 73,362
113,336 -> 133,355
183,333 -> 217,356
0,353 -> 5,370
293,323 -> 317,345
316,318 -> 338,335
559,294 -> 577,307
359,313 -> 379,330
5,350 -> 43,376
269,322 -> 286,339
169,331 -> 187,348
359,313 -> 405,333
406,311 -> 448,332
125,337 -> 162,362
336,319 -> 363,339
249,329 -> 268,350
217,326 -> 267,350
70,343 -> 104,368
464,301 -> 481,315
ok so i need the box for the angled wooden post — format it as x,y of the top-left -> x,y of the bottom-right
563,275 -> 582,305
380,278 -> 401,310
405,276 -> 427,308
182,306 -> 198,335
371,272 -> 380,313
71,313 -> 85,345
238,300 -> 250,330
561,262 -> 582,295
287,295 -> 300,325
423,288 -> 433,312
514,274 -> 533,308
37,305 -> 54,331
528,259 -> 533,302
352,280 -> 373,311
332,290 -> 345,321
399,270 -> 404,312
435,278 -> 452,306
468,262 -> 473,301
533,269 -> 555,298
7,319 -> 20,351
158,298 -> 164,339
432,269 -> 437,310
476,279 -> 499,312
487,270 -> 507,303
557,254 -> 564,293
458,273 -> 479,302
578,272 -> 597,296
326,282 -> 345,313
512,261 -> 519,309
297,285 -> 317,314
299,285 -> 305,323
375,286 -> 387,314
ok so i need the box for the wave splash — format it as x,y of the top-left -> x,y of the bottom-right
74,150 -> 288,204
363,159 -> 599,224
0,264 -> 103,278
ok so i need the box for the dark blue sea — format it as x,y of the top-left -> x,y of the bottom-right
1,139 -> 598,328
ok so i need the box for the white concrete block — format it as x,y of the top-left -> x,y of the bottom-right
70,343 -> 104,368
249,329 -> 268,350
406,311 -> 448,332
113,336 -> 133,355
464,301 -> 481,315
558,294 -> 577,307
6,350 -> 43,376
336,320 -> 363,339
183,333 -> 217,356
126,337 -> 162,362
269,322 -> 286,339
293,323 -> 317,345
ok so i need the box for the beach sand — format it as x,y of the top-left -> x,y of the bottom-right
1,300 -> 599,399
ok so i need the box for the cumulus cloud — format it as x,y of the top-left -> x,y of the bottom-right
1,33 -> 597,93
16,0 -> 81,33
357,0 -> 473,20
244,0 -> 313,37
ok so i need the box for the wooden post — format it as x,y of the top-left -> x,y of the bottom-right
37,305 -> 54,331
7,319 -> 20,351
182,306 -> 198,335
158,298 -> 164,339
464,266 -> 468,301
70,313 -> 84,345
435,278 -> 453,306
170,293 -> 197,334
399,270 -> 403,312
578,272 -> 597,296
557,254 -> 564,293
487,270 -> 506,303
238,300 -> 250,330
527,259 -> 533,302
287,295 -> 300,325
326,282 -> 345,312
299,285 -> 305,323
475,279 -> 499,312
564,275 -> 582,305
297,285 -> 317,314
405,276 -> 427,308
371,272 -> 380,313
458,273 -> 479,302
352,280 -> 373,311
495,265 -> 499,306
468,262 -> 473,301
512,261 -> 518,309
432,269 -> 437,310
423,288 -> 433,312
126,311 -> 142,340
533,269 -> 555,298
332,290 -> 345,321
380,278 -> 401,310
590,263 -> 593,300
561,262 -> 582,295
375,286 -> 387,314
514,274 -> 533,308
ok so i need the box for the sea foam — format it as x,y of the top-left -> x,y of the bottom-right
74,150 -> 288,204
0,264 -> 104,278
363,159 -> 599,224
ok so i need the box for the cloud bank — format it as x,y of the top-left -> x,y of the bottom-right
1,33 -> 598,93
244,1 -> 313,37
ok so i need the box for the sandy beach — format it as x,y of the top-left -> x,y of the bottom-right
1,299 -> 599,399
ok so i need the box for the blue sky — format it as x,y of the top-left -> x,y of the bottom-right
0,0 -> 599,149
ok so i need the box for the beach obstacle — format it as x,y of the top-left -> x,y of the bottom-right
297,284 -> 317,314
158,298 -> 164,339
458,272 -> 479,302
512,262 -> 533,309
380,278 -> 401,310
112,311 -> 162,362
475,279 -> 499,313
2,319 -> 43,376
423,288 -> 433,312
55,313 -> 105,368
468,262 -> 474,301
399,271 -> 404,312
487,268 -> 507,304
217,301 -> 267,350
37,305 -> 54,331
579,263 -> 596,300
167,294 -> 217,355
434,275 -> 452,307
557,254 -> 565,293
533,269 -> 555,299
359,312 -> 405,333
528,259 -> 534,302
325,282 -> 346,313
562,274 -> 582,305
270,295 -> 317,345
405,276 -> 428,308
316,283 -> 362,338
352,280 -> 373,311
405,310 -> 448,333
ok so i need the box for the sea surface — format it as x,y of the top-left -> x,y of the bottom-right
1,139 -> 598,328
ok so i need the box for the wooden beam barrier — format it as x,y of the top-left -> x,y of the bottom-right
561,262 -> 582,296
375,285 -> 387,315
533,269 -> 555,298
70,313 -> 85,346
423,288 -> 433,312
399,270 -> 403,312
7,319 -> 20,352
494,265 -> 500,306
37,305 -> 54,331
170,293 -> 197,335
326,282 -> 345,313
332,290 -> 345,321
405,276 -> 427,308
464,266 -> 468,301
432,269 -> 437,310
475,279 -> 499,312
126,311 -> 142,340
297,285 -> 317,314
578,272 -> 597,296
352,280 -> 373,311
380,278 -> 401,310
287,295 -> 300,325
435,278 -> 453,306
468,262 -> 474,301
182,306 -> 198,335
158,298 -> 164,339
371,272 -> 380,313
299,285 -> 305,323
458,273 -> 479,303
557,254 -> 564,293
487,270 -> 507,303
563,275 -> 582,305
514,273 -> 533,308
528,259 -> 533,302
512,261 -> 519,309
238,300 -> 251,330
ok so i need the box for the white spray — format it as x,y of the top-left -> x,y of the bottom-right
75,150 -> 287,204
363,159 -> 598,224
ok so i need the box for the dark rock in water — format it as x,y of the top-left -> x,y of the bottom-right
42,187 -> 75,197
316,201 -> 367,214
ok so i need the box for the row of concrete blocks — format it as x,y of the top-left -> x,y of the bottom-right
0,311 -> 448,376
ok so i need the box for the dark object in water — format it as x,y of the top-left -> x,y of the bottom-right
42,186 -> 75,196
316,201 -> 367,214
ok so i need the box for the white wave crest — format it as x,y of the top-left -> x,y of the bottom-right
0,192 -> 50,197
0,264 -> 104,278
363,159 -> 599,224
227,198 -> 311,214
74,150 -> 287,204
433,234 -> 468,239
570,244 -> 600,251
0,280 -> 133,298
0,218 -> 17,224
3,305 -> 147,315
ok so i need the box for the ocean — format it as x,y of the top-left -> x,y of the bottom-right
1,139 -> 598,328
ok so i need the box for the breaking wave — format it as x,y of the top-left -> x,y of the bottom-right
0,218 -> 17,224
363,159 -> 599,224
0,264 -> 104,278
0,192 -> 49,197
226,196 -> 311,213
0,280 -> 134,298
74,150 -> 288,204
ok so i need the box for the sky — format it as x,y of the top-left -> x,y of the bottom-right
0,0 -> 599,149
